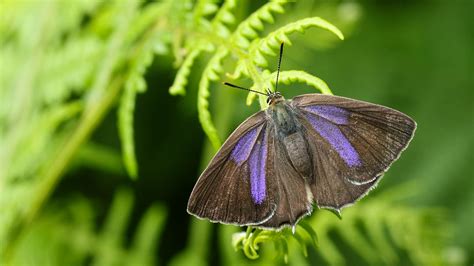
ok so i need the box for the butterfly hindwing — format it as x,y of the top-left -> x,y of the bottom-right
256,127 -> 313,229
291,94 -> 416,209
187,111 -> 278,226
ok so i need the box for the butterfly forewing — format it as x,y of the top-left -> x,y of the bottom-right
187,111 -> 278,226
291,94 -> 416,209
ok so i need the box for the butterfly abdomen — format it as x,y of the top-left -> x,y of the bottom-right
283,133 -> 313,180
269,102 -> 313,180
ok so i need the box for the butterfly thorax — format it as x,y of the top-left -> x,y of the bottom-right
268,100 -> 297,136
267,100 -> 313,180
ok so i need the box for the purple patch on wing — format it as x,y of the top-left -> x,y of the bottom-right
305,113 -> 361,167
231,126 -> 259,164
303,105 -> 349,124
249,132 -> 267,205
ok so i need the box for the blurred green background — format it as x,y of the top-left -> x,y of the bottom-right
1,0 -> 472,265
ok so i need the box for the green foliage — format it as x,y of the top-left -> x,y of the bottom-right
229,183 -> 449,265
169,47 -> 204,96
0,0 -> 170,261
310,186 -> 448,265
232,221 -> 318,263
118,83 -> 139,178
232,1 -> 285,49
169,0 -> 344,148
0,0 -> 468,265
245,70 -> 333,106
251,17 -> 344,68
198,47 -> 230,148
9,189 -> 167,266
118,18 -> 156,178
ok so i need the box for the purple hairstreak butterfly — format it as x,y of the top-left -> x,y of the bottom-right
187,43 -> 416,230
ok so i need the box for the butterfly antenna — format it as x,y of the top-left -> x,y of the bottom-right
222,82 -> 269,96
274,42 -> 284,92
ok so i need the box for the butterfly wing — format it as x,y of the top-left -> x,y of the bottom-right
291,94 -> 416,210
187,111 -> 278,226
256,128 -> 313,229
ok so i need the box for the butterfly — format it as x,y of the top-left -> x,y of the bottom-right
187,43 -> 416,230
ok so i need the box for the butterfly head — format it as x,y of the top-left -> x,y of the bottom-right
266,91 -> 284,106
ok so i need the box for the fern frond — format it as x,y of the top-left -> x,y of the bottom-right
268,70 -> 333,95
118,82 -> 139,179
169,47 -> 204,95
233,221 -> 319,262
245,70 -> 333,106
125,2 -> 169,44
233,184 -> 448,264
39,37 -> 104,104
197,47 -> 228,149
232,1 -> 286,49
210,0 -> 237,38
309,184 -> 448,265
226,58 -> 249,80
170,1 -> 237,96
118,10 -> 159,179
193,0 -> 220,27
168,0 -> 194,65
243,17 -> 342,104
252,17 -> 344,67
6,102 -> 83,181
118,45 -> 154,179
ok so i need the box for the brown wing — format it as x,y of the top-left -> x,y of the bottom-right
291,94 -> 416,210
187,111 -> 278,226
256,129 -> 313,230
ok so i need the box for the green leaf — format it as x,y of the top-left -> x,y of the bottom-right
299,221 -> 319,247
169,46 -> 204,95
197,47 -> 228,149
118,79 -> 139,179
126,204 -> 167,265
270,70 -> 333,95
92,188 -> 134,266
232,1 -> 287,49
253,17 -> 344,67
210,0 -> 237,38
